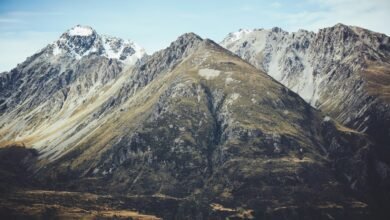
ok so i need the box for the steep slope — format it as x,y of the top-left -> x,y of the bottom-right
221,24 -> 390,129
4,33 -> 372,219
0,25 -> 146,158
221,24 -> 390,205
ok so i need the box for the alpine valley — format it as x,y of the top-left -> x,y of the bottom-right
0,24 -> 389,220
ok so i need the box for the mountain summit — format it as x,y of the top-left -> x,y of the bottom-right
68,25 -> 95,36
47,25 -> 145,64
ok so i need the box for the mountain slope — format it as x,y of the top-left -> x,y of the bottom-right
1,32 -> 372,219
0,25 -> 146,158
221,24 -> 390,207
221,24 -> 389,128
0,28 -> 382,219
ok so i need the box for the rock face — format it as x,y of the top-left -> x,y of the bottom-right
0,26 -> 386,219
221,24 -> 390,213
51,25 -> 145,63
221,24 -> 390,133
0,25 -> 146,159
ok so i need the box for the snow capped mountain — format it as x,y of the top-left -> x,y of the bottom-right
49,25 -> 146,65
68,25 -> 94,36
1,31 -> 376,219
0,25 -> 146,160
0,25 -> 389,219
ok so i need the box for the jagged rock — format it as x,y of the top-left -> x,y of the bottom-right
222,24 -> 390,217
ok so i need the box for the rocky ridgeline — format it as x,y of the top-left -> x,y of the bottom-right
222,24 -> 390,213
0,24 -> 388,219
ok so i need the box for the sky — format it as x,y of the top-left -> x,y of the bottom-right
0,0 -> 389,72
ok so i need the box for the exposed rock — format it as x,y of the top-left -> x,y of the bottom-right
0,26 -> 386,219
222,24 -> 390,217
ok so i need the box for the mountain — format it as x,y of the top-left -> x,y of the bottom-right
50,25 -> 145,63
0,25 -> 146,156
0,28 -> 378,219
221,24 -> 390,211
0,25 -> 387,219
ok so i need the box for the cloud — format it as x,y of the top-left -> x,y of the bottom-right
240,5 -> 254,12
280,0 -> 390,34
5,11 -> 64,17
0,10 -> 65,35
0,18 -> 22,24
270,2 -> 282,8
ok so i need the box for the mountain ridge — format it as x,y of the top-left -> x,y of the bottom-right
221,23 -> 390,218
0,23 -> 388,219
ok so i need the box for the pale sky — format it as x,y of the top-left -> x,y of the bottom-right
1,0 -> 389,72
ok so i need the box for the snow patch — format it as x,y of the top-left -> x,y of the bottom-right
52,45 -> 62,56
102,35 -> 145,65
198,69 -> 221,80
226,29 -> 254,42
50,31 -> 145,64
68,26 -> 93,36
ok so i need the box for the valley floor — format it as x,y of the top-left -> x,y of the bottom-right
0,190 -> 163,220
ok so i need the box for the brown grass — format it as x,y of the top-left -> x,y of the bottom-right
362,61 -> 390,103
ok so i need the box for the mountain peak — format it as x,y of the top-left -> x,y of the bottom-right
221,27 -> 290,46
164,32 -> 204,54
333,23 -> 348,28
48,25 -> 145,64
175,32 -> 203,44
67,25 -> 95,37
221,29 -> 254,44
271,26 -> 284,33
320,23 -> 354,33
